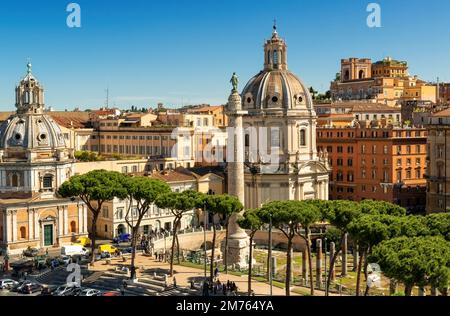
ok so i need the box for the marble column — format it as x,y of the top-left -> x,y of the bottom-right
33,209 -> 40,240
58,207 -> 63,237
225,89 -> 249,268
316,239 -> 322,289
330,242 -> 336,281
353,243 -> 359,272
83,205 -> 88,234
78,204 -> 83,234
6,211 -> 12,243
302,250 -> 307,283
12,210 -> 17,242
63,206 -> 69,235
27,209 -> 33,240
341,233 -> 348,276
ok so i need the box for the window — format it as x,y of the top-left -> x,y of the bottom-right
105,225 -> 108,233
383,145 -> 388,154
397,158 -> 401,167
397,146 -> 401,155
347,146 -> 354,154
337,146 -> 343,153
406,170 -> 411,179
43,175 -> 53,189
102,207 -> 109,218
70,221 -> 76,233
20,226 -> 26,239
347,159 -> 353,167
337,159 -> 343,166
406,146 -> 411,154
300,130 -> 306,146
122,166 -> 128,174
271,128 -> 280,147
416,169 -> 421,179
11,173 -> 19,187
416,158 -> 421,166
116,207 -> 124,219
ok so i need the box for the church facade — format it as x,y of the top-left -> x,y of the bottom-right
237,27 -> 331,208
0,64 -> 88,255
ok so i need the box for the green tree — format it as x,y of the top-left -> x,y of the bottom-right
155,191 -> 196,276
295,202 -> 321,296
369,236 -> 450,296
426,213 -> 450,241
237,209 -> 263,295
123,177 -> 171,279
324,200 -> 361,295
359,200 -> 407,216
202,195 -> 242,281
260,200 -> 317,296
58,170 -> 128,264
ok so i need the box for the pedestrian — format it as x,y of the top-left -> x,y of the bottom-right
214,266 -> 219,279
222,283 -> 227,296
173,277 -> 177,288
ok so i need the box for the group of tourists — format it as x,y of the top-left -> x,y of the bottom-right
202,279 -> 239,296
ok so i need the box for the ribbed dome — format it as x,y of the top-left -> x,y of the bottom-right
0,114 -> 66,150
241,69 -> 313,111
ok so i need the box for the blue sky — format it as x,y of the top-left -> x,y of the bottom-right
0,0 -> 449,111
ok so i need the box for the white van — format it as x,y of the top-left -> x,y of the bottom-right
61,245 -> 89,257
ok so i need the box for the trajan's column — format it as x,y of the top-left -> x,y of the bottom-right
224,73 -> 250,268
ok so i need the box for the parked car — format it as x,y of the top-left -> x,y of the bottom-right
78,288 -> 102,296
10,280 -> 32,292
113,233 -> 131,244
102,291 -> 120,296
58,255 -> 72,266
53,284 -> 80,296
20,283 -> 42,294
0,279 -> 18,290
98,244 -> 118,255
22,247 -> 39,257
72,236 -> 91,247
39,285 -> 57,296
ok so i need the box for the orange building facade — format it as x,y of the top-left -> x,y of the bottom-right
317,126 -> 428,213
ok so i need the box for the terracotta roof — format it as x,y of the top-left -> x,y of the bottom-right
0,111 -> 91,129
432,108 -> 450,117
350,103 -> 401,113
133,167 -> 197,183
188,105 -> 224,113
50,111 -> 91,128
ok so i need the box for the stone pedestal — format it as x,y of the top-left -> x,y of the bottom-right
224,235 -> 249,269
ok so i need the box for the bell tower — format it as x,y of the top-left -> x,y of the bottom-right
15,62 -> 45,115
264,23 -> 288,71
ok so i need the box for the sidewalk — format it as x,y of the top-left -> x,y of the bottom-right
89,253 -> 337,296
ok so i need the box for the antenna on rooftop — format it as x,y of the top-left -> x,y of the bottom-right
105,87 -> 109,109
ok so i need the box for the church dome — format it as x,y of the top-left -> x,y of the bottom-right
0,114 -> 66,150
241,26 -> 314,112
0,63 -> 66,152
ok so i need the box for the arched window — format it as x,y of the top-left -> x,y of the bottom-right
70,221 -> 77,233
43,175 -> 53,189
344,70 -> 350,81
359,70 -> 365,79
20,226 -> 26,239
11,173 -> 19,187
300,130 -> 306,146
245,134 -> 250,147
267,50 -> 271,64
273,50 -> 279,65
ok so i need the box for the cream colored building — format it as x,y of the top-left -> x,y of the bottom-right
237,27 -> 330,209
0,64 -> 87,254
90,167 -> 225,239
426,108 -> 450,213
